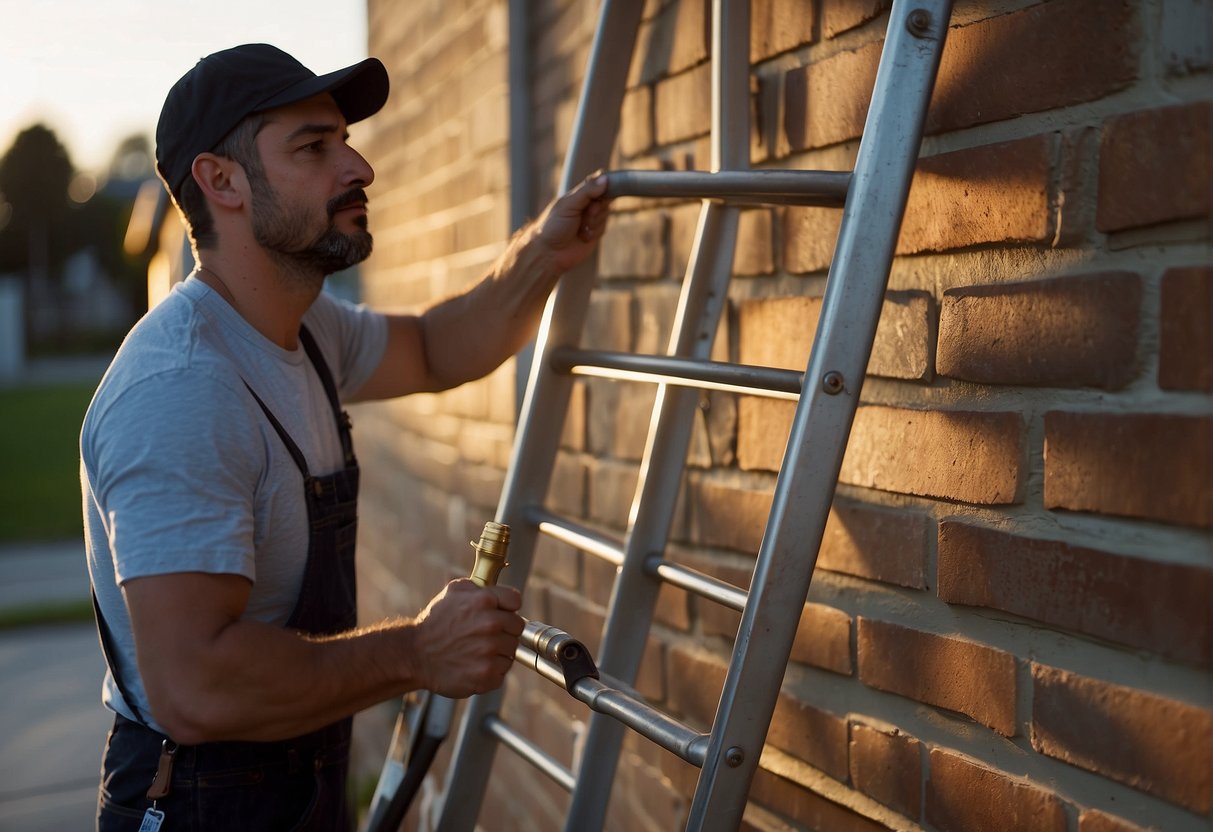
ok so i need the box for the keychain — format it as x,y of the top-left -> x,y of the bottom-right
138,739 -> 176,831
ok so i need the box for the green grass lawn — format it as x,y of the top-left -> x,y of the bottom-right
0,382 -> 96,541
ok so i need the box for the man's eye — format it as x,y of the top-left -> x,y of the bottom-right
302,141 -> 325,153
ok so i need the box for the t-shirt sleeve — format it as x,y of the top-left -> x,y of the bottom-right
84,368 -> 264,585
302,291 -> 389,400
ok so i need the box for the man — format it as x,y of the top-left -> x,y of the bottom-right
82,43 -> 610,830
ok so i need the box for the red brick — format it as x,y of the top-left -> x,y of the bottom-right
820,0 -> 889,39
611,755 -> 688,832
789,601 -> 853,676
599,211 -> 667,278
1031,664 -> 1213,814
926,749 -> 1067,832
667,645 -> 725,729
687,478 -> 930,590
749,768 -> 889,832
734,209 -> 775,276
850,722 -> 922,819
858,618 -> 1018,736
545,451 -> 586,517
655,62 -> 713,145
740,401 -> 1026,503
1097,102 -> 1212,232
898,135 -> 1053,254
938,272 -> 1142,389
938,522 -> 1212,667
582,551 -> 618,609
654,576 -> 692,634
768,693 -> 849,781
784,205 -> 842,274
1044,411 -> 1212,528
784,41 -> 881,151
685,476 -> 769,553
839,405 -> 1024,505
1078,809 -> 1154,832
751,0 -> 814,62
584,289 -> 634,352
685,555 -> 749,642
661,0 -> 711,77
738,293 -> 934,382
928,0 -> 1138,134
1159,265 -> 1213,391
586,379 -> 655,460
819,499 -> 930,590
587,457 -> 639,529
531,534 -> 580,591
619,85 -> 653,158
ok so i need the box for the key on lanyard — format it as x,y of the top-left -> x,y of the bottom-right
139,739 -> 176,831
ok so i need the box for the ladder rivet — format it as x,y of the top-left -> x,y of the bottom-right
725,747 -> 744,767
907,9 -> 931,36
822,371 -> 845,394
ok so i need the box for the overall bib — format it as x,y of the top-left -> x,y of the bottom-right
97,327 -> 360,831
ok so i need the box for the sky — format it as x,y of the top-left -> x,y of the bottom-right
0,0 -> 369,175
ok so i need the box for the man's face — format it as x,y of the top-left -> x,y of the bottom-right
246,94 -> 376,277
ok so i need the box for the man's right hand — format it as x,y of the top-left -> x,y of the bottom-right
411,579 -> 525,697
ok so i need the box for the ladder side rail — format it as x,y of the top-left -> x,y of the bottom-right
685,2 -> 954,828
564,0 -> 751,827
564,191 -> 742,832
433,2 -> 647,829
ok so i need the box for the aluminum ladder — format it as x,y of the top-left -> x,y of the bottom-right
427,0 -> 953,829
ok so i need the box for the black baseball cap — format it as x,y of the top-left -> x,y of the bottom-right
155,43 -> 389,199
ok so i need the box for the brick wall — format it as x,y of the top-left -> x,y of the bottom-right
355,1 -> 1212,830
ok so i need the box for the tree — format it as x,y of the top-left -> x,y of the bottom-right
0,124 -> 76,283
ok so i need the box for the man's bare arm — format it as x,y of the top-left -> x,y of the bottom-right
352,173 -> 611,400
123,572 -> 523,744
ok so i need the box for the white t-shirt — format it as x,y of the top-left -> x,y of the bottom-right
81,276 -> 387,729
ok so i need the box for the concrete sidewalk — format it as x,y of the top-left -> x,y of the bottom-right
0,540 -> 110,831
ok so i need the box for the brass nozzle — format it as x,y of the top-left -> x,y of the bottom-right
469,521 -> 510,587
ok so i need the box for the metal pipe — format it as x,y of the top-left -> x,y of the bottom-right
515,643 -> 709,767
605,169 -> 850,206
527,507 -> 626,567
644,556 -> 748,611
482,715 -> 576,791
551,347 -> 803,399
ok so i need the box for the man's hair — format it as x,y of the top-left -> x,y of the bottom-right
174,113 -> 267,250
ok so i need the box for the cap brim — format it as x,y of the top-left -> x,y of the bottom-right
259,57 -> 389,125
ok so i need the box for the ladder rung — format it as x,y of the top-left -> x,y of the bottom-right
644,556 -> 748,612
515,621 -> 709,767
605,169 -> 850,207
482,714 -> 576,791
529,508 -> 625,567
551,348 -> 803,401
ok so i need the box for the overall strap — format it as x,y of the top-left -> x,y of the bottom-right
242,381 -> 311,479
91,590 -> 154,727
298,325 -> 356,467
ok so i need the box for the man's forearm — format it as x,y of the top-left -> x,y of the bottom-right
143,616 -> 425,744
418,222 -> 563,390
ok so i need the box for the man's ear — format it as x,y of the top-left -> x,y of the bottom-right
191,153 -> 245,210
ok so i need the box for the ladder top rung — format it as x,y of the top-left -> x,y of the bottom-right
551,347 -> 803,400
605,169 -> 850,207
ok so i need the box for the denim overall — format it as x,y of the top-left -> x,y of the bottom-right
97,327 -> 360,831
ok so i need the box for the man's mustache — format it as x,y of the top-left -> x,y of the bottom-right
328,188 -> 369,218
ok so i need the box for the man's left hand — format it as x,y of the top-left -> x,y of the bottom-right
531,172 -> 612,273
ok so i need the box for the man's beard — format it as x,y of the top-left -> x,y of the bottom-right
250,178 -> 373,279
